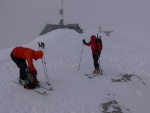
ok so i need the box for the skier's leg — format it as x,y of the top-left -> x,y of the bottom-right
93,54 -> 99,69
19,61 -> 27,80
93,53 -> 100,73
92,54 -> 98,73
10,53 -> 27,80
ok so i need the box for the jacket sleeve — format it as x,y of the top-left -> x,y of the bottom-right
85,41 -> 91,46
26,56 -> 36,71
24,51 -> 36,71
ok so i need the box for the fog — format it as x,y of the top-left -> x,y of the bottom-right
0,0 -> 150,49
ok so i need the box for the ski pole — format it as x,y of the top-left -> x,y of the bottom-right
97,52 -> 101,70
38,42 -> 50,85
98,53 -> 103,75
99,60 -> 101,70
38,42 -> 47,82
39,42 -> 50,85
78,44 -> 84,70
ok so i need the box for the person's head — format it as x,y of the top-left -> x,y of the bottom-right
90,35 -> 97,42
33,50 -> 43,60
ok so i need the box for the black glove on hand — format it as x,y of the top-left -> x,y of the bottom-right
31,71 -> 37,76
82,39 -> 86,45
34,71 -> 37,76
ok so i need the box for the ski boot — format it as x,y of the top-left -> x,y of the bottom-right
19,79 -> 28,85
95,69 -> 100,74
93,69 -> 97,74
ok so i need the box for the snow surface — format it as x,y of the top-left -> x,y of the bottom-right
0,29 -> 150,113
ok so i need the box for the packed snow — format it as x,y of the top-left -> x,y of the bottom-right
0,29 -> 150,113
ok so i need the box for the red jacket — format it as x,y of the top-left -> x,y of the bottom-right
85,35 -> 102,54
12,47 -> 36,71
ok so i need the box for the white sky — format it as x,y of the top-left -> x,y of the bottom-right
0,0 -> 150,49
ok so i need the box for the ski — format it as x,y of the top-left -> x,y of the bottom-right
39,85 -> 53,90
85,73 -> 94,76
12,80 -> 46,94
88,73 -> 99,78
85,73 -> 97,78
85,69 -> 103,78
16,78 -> 52,91
33,88 -> 46,94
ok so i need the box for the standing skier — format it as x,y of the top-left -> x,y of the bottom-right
83,35 -> 102,73
10,46 -> 43,89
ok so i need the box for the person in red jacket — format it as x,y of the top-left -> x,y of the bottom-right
83,35 -> 102,73
10,46 -> 43,89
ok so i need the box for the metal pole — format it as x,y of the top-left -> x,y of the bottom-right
38,42 -> 50,85
78,44 -> 84,70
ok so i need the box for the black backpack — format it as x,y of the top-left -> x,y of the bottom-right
96,33 -> 103,48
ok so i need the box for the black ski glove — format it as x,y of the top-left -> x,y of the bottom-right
30,70 -> 37,76
82,39 -> 86,45
33,71 -> 37,76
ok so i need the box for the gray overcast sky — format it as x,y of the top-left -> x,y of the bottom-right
0,0 -> 150,49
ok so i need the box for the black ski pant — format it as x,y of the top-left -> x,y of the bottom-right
10,52 -> 27,80
92,53 -> 100,70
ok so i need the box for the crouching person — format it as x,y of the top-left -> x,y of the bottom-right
10,46 -> 43,89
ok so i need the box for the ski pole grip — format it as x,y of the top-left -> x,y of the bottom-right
38,42 -> 41,47
38,42 -> 45,49
41,42 -> 45,49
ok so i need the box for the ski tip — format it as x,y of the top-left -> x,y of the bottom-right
33,89 -> 46,94
39,91 -> 46,94
48,87 -> 53,90
40,92 -> 46,94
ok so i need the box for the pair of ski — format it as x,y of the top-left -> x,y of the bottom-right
13,80 -> 52,94
85,69 -> 103,78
